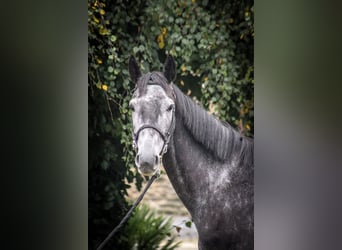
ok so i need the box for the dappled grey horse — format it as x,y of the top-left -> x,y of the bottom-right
129,56 -> 253,250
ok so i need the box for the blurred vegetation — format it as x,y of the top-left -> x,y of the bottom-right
89,0 -> 253,249
121,205 -> 181,250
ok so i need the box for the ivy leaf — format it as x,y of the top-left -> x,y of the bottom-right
110,35 -> 117,42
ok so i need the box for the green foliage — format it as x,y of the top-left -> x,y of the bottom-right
120,205 -> 181,250
89,0 -> 253,248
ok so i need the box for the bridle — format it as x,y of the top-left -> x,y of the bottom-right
132,105 -> 175,158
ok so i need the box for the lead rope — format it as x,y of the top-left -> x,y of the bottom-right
95,171 -> 160,250
97,102 -> 175,250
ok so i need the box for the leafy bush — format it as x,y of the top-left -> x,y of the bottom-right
121,205 -> 181,250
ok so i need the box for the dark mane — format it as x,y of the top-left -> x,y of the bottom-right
173,85 -> 253,163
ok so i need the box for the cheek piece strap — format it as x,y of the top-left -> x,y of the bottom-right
132,108 -> 175,157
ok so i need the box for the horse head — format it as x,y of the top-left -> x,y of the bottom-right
128,56 -> 176,176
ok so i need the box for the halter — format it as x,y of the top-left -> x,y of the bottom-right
132,107 -> 175,157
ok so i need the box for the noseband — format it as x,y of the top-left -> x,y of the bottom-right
132,108 -> 175,157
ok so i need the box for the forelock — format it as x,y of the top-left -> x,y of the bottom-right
136,71 -> 175,100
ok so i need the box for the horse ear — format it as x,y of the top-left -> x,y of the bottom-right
163,55 -> 176,83
128,56 -> 142,83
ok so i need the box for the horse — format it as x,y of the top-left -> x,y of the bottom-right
128,56 -> 254,250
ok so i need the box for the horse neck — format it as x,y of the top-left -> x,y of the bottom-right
162,111 -> 221,213
162,87 -> 253,214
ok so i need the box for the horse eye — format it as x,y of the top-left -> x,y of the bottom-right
167,105 -> 174,112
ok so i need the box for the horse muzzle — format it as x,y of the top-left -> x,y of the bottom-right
135,153 -> 161,176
